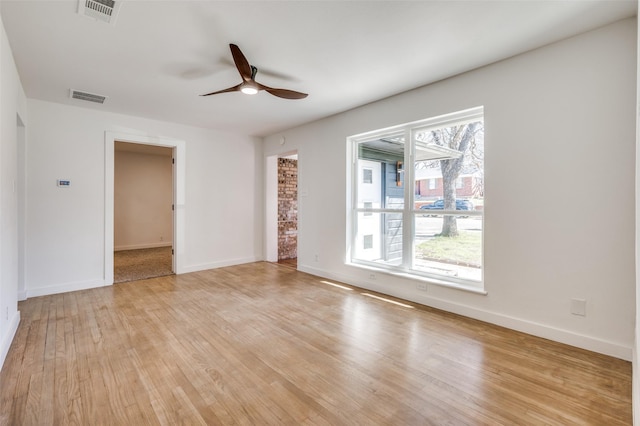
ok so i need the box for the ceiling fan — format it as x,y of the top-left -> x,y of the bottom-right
200,44 -> 308,100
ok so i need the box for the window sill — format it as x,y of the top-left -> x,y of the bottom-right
346,262 -> 488,295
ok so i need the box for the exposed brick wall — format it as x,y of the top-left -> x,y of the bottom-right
278,158 -> 297,260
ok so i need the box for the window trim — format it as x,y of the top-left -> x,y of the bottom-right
347,106 -> 484,292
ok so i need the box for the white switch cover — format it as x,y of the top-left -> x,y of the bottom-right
570,299 -> 586,316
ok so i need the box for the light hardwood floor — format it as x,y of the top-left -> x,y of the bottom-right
0,262 -> 632,425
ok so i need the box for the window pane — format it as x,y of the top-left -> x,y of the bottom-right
353,212 -> 403,266
362,168 -> 373,184
414,214 -> 482,281
414,120 -> 484,214
357,135 -> 405,210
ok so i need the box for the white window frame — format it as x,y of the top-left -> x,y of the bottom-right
347,106 -> 484,292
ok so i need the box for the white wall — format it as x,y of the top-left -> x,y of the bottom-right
264,18 -> 637,360
25,99 -> 263,297
634,2 -> 640,422
114,148 -> 173,250
0,12 -> 27,370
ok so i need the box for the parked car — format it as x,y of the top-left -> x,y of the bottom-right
420,199 -> 474,216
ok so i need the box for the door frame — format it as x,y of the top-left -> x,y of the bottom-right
265,150 -> 298,263
17,113 -> 27,300
104,131 -> 186,284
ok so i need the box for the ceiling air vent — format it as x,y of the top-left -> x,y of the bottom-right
70,90 -> 107,104
78,0 -> 120,25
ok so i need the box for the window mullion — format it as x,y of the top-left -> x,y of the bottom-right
402,128 -> 414,270
349,139 -> 358,263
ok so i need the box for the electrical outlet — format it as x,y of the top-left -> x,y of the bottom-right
5,307 -> 8,321
416,283 -> 427,291
369,273 -> 376,280
160,236 -> 164,242
314,254 -> 319,262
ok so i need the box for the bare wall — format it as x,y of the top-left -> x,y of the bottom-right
263,18 -> 637,360
0,11 -> 27,370
24,99 -> 263,297
114,147 -> 173,250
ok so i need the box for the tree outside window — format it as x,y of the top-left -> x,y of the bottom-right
350,107 -> 484,288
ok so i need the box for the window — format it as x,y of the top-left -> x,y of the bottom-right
348,107 -> 484,290
363,234 -> 374,249
363,201 -> 373,216
362,168 -> 373,184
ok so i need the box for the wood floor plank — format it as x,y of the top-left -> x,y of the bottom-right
23,371 -> 43,425
0,262 -> 632,424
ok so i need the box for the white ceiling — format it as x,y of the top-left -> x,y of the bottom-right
1,1 -> 636,137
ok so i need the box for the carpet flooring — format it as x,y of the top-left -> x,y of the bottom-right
114,247 -> 173,283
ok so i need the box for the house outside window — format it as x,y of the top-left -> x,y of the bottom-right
363,201 -> 373,216
363,234 -> 374,249
362,168 -> 373,184
348,107 -> 484,290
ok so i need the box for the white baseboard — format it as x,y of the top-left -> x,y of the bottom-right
23,256 -> 260,299
181,256 -> 261,274
26,279 -> 108,299
0,311 -> 20,372
297,264 -> 632,361
17,291 -> 27,301
21,261 -> 631,360
114,242 -> 172,251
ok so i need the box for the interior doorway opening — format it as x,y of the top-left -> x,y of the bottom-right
113,142 -> 174,283
265,151 -> 298,269
104,131 -> 186,286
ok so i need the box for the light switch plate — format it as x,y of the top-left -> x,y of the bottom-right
570,298 -> 586,316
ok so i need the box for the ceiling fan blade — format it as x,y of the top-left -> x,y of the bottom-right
230,44 -> 252,81
258,83 -> 308,99
200,84 -> 242,96
200,45 -> 308,100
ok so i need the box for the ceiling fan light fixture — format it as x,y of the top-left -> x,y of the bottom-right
240,82 -> 258,95
200,44 -> 307,99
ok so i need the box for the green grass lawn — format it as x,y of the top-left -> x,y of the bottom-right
416,231 -> 481,267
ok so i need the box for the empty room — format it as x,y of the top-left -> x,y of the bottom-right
0,1 -> 638,424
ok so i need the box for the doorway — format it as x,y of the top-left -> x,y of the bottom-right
113,142 -> 174,283
265,152 -> 298,268
104,132 -> 186,285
